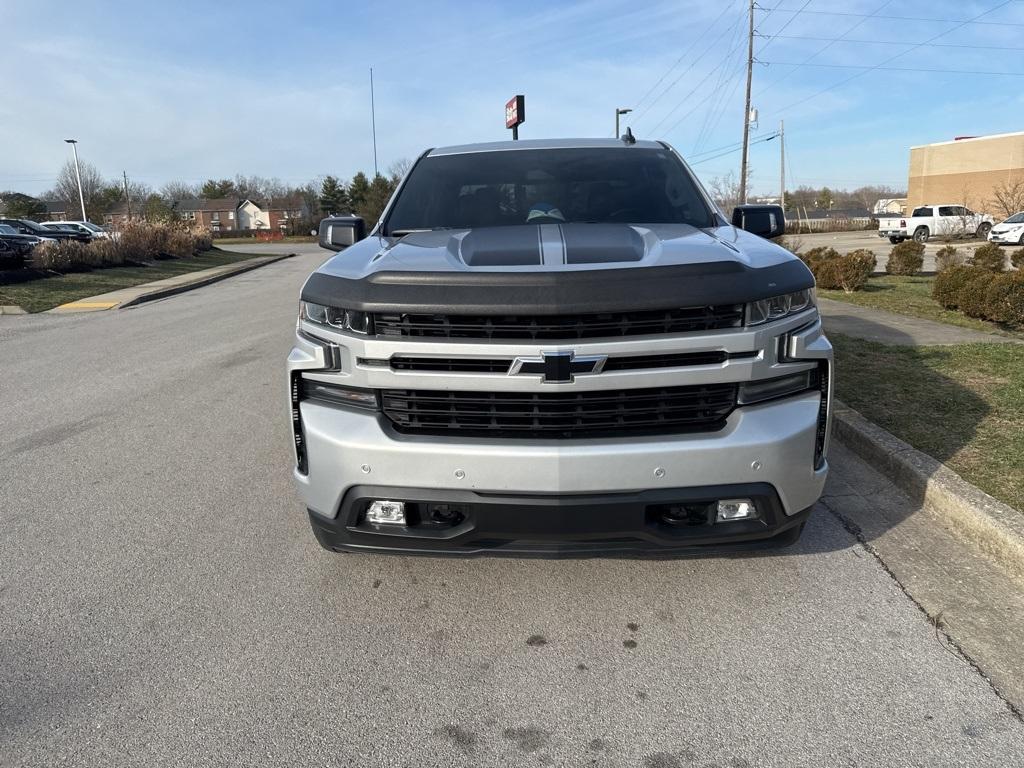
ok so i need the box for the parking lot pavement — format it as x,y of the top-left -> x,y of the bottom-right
216,240 -> 326,258
794,231 -> 988,272
2,253 -> 1023,767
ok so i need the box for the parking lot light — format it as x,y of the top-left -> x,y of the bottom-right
64,139 -> 87,222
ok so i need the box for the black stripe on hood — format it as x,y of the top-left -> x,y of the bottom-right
458,226 -> 541,266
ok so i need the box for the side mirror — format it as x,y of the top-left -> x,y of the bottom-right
731,204 -> 785,239
318,216 -> 366,251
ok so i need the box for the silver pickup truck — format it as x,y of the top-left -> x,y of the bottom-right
288,138 -> 832,557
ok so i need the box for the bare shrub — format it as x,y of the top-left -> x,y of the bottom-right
935,245 -> 964,272
886,241 -> 924,275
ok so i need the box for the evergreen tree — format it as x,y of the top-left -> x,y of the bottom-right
358,173 -> 397,225
201,179 -> 237,198
319,175 -> 350,215
348,172 -> 371,216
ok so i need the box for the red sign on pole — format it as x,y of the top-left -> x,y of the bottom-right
505,95 -> 525,130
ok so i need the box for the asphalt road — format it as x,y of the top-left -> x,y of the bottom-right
2,251 -> 1023,767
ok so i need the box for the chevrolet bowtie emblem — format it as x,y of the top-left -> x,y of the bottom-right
509,351 -> 608,383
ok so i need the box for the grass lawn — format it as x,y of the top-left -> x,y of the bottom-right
832,333 -> 1024,511
819,275 -> 1023,339
0,248 -> 263,313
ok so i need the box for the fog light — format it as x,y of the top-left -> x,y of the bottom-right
366,500 -> 406,525
716,499 -> 757,522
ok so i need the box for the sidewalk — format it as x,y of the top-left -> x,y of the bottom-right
818,297 -> 1022,346
47,253 -> 293,313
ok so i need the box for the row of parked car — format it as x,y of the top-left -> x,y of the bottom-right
0,218 -> 114,259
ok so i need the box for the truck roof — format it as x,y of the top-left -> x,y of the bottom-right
428,138 -> 667,156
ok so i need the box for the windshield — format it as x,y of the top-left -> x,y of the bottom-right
19,220 -> 48,233
1004,212 -> 1024,224
79,222 -> 103,232
384,147 -> 714,233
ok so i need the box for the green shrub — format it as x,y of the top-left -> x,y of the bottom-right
983,271 -> 1024,325
935,245 -> 963,272
886,240 -> 925,275
968,243 -> 1006,273
933,265 -> 986,309
814,252 -> 873,293
1011,248 -> 1024,270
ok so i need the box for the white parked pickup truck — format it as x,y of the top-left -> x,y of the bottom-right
878,204 -> 994,244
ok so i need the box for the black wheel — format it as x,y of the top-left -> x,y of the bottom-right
888,236 -> 900,244
976,222 -> 992,240
913,227 -> 930,243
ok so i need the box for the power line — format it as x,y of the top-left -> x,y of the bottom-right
755,0 -> 892,98
691,15 -> 748,153
762,8 -> 1024,26
767,34 -> 1024,52
773,1 -> 1012,115
632,2 -> 738,115
691,132 -> 781,165
652,30 -> 751,135
634,8 -> 748,125
753,0 -> 815,57
763,61 -> 1024,76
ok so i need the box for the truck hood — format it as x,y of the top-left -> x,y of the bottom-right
302,222 -> 814,315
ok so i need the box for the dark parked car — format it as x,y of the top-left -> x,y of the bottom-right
0,223 -> 49,256
0,218 -> 90,243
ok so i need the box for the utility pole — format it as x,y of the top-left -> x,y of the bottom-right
123,170 -> 132,219
738,0 -> 754,205
64,139 -> 87,222
779,120 -> 785,210
369,67 -> 378,177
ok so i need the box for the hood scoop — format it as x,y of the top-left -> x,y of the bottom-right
456,223 -> 646,268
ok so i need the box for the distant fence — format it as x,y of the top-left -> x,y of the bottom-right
786,217 -> 876,233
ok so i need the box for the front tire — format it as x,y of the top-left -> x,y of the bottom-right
977,222 -> 992,240
913,227 -> 930,243
888,236 -> 900,244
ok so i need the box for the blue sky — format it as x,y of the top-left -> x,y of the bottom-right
3,0 -> 1023,198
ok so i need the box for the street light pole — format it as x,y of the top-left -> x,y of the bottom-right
64,139 -> 87,222
615,108 -> 632,139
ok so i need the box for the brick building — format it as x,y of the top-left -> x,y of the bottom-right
907,131 -> 1024,212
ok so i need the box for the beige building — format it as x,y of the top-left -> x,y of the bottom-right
907,131 -> 1024,212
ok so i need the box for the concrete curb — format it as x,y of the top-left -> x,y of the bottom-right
833,401 -> 1024,579
120,253 -> 295,309
1,305 -> 27,315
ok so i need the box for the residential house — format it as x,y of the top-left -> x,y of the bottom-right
101,195 -> 310,232
873,198 -> 907,215
173,198 -> 240,231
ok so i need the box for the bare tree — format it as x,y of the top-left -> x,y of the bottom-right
49,159 -> 105,219
707,171 -> 743,212
988,178 -> 1024,219
160,180 -> 198,202
388,158 -> 414,183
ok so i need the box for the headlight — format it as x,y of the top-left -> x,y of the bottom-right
746,289 -> 815,326
299,301 -> 373,335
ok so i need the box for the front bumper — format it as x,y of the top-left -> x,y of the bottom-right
294,390 -> 828,555
308,483 -> 814,557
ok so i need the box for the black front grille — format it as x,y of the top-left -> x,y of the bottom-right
381,383 -> 738,438
374,305 -> 744,340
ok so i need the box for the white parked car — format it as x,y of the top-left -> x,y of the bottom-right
877,204 -> 994,244
987,212 -> 1024,246
42,221 -> 117,240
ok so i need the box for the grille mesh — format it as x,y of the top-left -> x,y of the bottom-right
381,383 -> 738,438
373,305 -> 744,340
